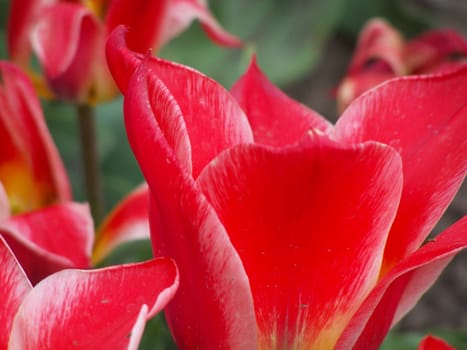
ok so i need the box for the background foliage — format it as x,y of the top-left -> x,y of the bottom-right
0,0 -> 465,348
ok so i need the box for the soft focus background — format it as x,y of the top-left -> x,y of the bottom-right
0,0 -> 465,348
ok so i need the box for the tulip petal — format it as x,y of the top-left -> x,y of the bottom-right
93,184 -> 150,265
105,0 -> 170,53
31,3 -> 101,101
231,56 -> 332,146
0,62 -> 71,213
0,203 -> 94,284
336,18 -> 405,112
161,0 -> 242,48
124,63 -> 257,349
336,216 -> 467,350
197,135 -> 403,349
8,257 -> 178,350
335,66 -> 467,273
110,29 -> 253,177
417,335 -> 456,350
0,236 -> 32,349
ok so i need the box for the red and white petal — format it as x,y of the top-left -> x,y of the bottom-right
31,3 -> 102,101
124,62 -> 257,349
0,203 -> 94,284
336,216 -> 467,350
104,0 -> 170,53
0,62 -> 71,213
197,135 -> 403,349
231,57 -> 332,146
93,184 -> 150,265
8,257 -> 178,350
0,236 -> 32,349
417,335 -> 456,350
160,0 -> 242,48
335,65 -> 467,273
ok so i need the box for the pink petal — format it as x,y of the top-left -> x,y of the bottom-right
230,56 -> 332,146
8,257 -> 178,350
0,203 -> 94,284
417,335 -> 456,350
124,63 -> 257,349
31,3 -> 102,101
93,184 -> 150,265
336,18 -> 406,112
0,236 -> 32,349
197,134 -> 403,348
336,216 -> 467,350
160,0 -> 242,48
0,61 -> 71,213
104,0 -> 170,53
335,65 -> 467,273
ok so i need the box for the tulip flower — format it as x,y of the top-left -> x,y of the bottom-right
7,0 -> 241,104
0,235 -> 178,349
417,335 -> 455,350
336,18 -> 467,112
0,60 -> 151,283
107,26 -> 467,349
0,61 -> 70,214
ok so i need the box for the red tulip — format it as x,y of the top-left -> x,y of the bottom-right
336,18 -> 467,112
7,0 -> 241,104
0,235 -> 178,349
0,61 -> 151,283
417,335 -> 455,350
0,61 -> 71,214
107,27 -> 466,349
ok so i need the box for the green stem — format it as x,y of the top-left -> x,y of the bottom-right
76,104 -> 104,224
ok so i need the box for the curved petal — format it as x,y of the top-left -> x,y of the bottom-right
31,3 -> 102,101
417,335 -> 455,350
8,257 -> 178,350
124,63 -> 257,349
159,0 -> 242,48
106,26 -> 145,93
0,62 -> 71,214
336,216 -> 467,350
0,236 -> 32,349
231,56 -> 332,146
104,0 -> 170,53
93,184 -> 150,265
197,135 -> 403,349
145,57 -> 253,177
335,65 -> 467,273
110,28 -> 253,177
0,203 -> 94,284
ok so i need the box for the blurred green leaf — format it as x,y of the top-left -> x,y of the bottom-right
160,0 -> 346,88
